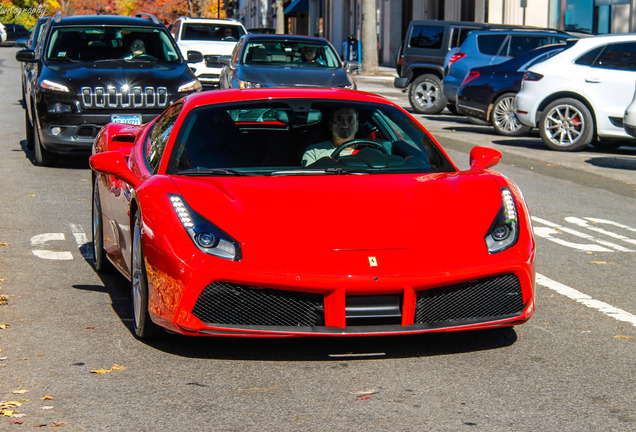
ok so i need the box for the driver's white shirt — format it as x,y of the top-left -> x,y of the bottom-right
301,141 -> 354,166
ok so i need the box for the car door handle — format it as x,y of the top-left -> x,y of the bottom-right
585,78 -> 601,83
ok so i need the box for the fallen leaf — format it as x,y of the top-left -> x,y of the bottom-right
52,422 -> 67,427
41,406 -> 54,410
589,261 -> 608,265
0,324 -> 10,329
111,364 -> 126,371
42,396 -> 54,400
12,389 -> 28,395
9,418 -> 24,424
614,335 -> 632,340
27,194 -> 37,197
0,242 -> 8,246
90,368 -> 113,374
11,413 -> 26,418
1,410 -> 16,417
36,424 -> 47,428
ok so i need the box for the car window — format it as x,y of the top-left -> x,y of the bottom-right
592,42 -> 636,71
45,26 -> 180,62
167,100 -> 454,175
505,35 -> 557,57
181,23 -> 245,41
575,46 -> 604,66
521,47 -> 565,70
451,27 -> 481,49
146,102 -> 183,173
477,34 -> 507,55
241,41 -> 340,67
409,25 -> 444,49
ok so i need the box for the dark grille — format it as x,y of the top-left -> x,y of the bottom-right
204,55 -> 221,67
192,282 -> 324,327
414,274 -> 524,325
80,86 -> 168,108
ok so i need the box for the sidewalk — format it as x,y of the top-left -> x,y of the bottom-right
352,65 -> 397,85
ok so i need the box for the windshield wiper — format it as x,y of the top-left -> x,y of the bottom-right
270,168 -> 368,176
176,169 -> 250,176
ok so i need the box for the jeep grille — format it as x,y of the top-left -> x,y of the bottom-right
80,86 -> 169,108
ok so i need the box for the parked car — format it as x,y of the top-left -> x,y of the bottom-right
516,34 -> 636,151
623,84 -> 636,138
218,34 -> 357,89
394,20 -> 517,114
2,23 -> 29,45
0,23 -> 6,44
89,87 -> 535,340
443,29 -> 574,111
170,17 -> 247,88
16,12 -> 202,167
456,44 -> 567,136
19,16 -> 50,103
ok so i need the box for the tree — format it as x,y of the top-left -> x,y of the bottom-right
361,0 -> 378,74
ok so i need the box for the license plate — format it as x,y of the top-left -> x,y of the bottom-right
111,114 -> 142,125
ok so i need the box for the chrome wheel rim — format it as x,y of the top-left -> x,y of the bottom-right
544,104 -> 585,147
493,96 -> 524,134
414,81 -> 439,109
131,217 -> 143,331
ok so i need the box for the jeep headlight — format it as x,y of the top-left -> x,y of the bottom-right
178,80 -> 202,93
40,80 -> 69,92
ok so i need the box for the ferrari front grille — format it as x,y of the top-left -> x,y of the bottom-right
414,274 -> 524,325
80,86 -> 168,108
192,282 -> 324,326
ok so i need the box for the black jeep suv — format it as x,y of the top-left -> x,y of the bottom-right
16,13 -> 202,166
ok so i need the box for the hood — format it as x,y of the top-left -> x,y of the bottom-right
171,172 -> 506,276
41,61 -> 195,92
240,64 -> 353,88
178,40 -> 237,56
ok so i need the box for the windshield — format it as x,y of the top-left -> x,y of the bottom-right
45,26 -> 180,62
242,41 -> 341,67
181,23 -> 245,41
167,100 -> 455,176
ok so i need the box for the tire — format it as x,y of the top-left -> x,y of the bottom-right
491,93 -> 531,137
25,109 -> 34,150
33,116 -> 56,166
131,211 -> 163,340
408,74 -> 447,114
539,98 -> 594,151
446,103 -> 459,115
92,176 -> 111,272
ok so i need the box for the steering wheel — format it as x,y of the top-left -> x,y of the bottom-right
134,54 -> 157,61
331,139 -> 389,159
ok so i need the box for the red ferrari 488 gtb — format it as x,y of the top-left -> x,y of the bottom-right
90,88 -> 535,340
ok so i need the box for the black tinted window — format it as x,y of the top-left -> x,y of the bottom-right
147,103 -> 183,172
594,42 -> 636,71
477,34 -> 507,55
507,36 -> 555,57
450,27 -> 480,49
575,46 -> 603,66
409,25 -> 443,49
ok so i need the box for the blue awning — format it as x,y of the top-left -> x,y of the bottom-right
284,0 -> 309,14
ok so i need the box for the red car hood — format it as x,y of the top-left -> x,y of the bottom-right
171,172 -> 504,276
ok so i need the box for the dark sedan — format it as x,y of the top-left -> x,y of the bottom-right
456,44 -> 566,136
2,23 -> 29,45
219,34 -> 357,89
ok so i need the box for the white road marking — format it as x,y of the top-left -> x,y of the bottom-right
70,223 -> 93,260
532,216 -> 634,252
536,273 -> 636,327
30,233 -> 74,260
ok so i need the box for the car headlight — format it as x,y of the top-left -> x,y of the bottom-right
40,79 -> 69,92
178,80 -> 202,93
238,80 -> 262,89
484,187 -> 519,254
169,194 -> 242,261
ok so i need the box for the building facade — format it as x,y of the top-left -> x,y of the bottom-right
233,0 -> 636,66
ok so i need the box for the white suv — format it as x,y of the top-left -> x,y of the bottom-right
171,17 -> 247,88
516,34 -> 636,151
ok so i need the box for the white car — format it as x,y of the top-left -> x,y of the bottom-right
516,34 -> 636,151
623,84 -> 636,138
0,22 -> 7,44
171,17 -> 247,88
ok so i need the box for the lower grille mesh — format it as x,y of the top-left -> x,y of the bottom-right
414,274 -> 524,325
192,282 -> 324,326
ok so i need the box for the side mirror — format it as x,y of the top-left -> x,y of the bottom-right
469,146 -> 502,170
187,50 -> 204,63
218,55 -> 232,67
345,61 -> 360,74
15,49 -> 36,63
89,151 -> 141,188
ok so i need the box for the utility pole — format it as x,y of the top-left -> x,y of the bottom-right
275,0 -> 284,34
361,0 -> 379,74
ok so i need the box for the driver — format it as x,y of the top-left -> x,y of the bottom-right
125,39 -> 146,59
302,108 -> 358,166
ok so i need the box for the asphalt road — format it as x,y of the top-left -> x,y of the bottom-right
1,47 -> 635,431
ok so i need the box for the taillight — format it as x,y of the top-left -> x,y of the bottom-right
398,55 -> 402,66
461,70 -> 480,86
523,71 -> 543,81
448,52 -> 466,68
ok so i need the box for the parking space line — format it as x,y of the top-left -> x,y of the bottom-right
536,273 -> 636,327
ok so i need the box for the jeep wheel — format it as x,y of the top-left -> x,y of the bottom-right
491,93 -> 531,137
409,74 -> 447,114
539,98 -> 594,151
33,119 -> 56,167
